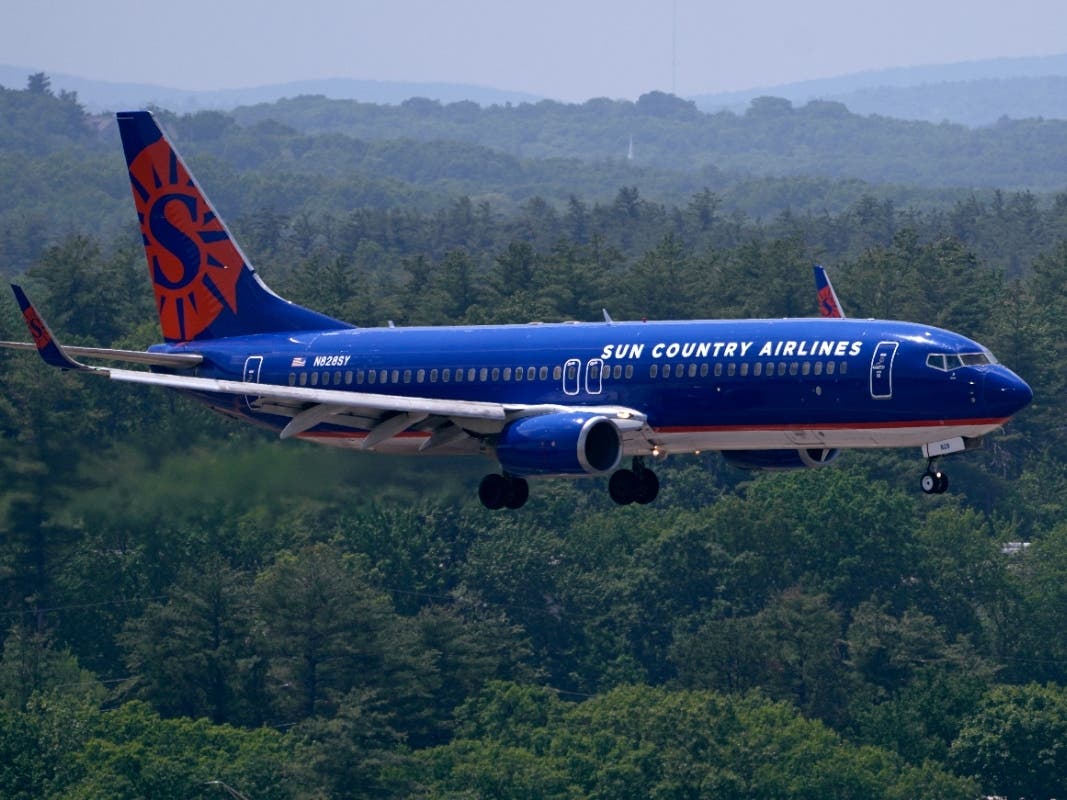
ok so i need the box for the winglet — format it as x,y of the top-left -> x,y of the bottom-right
814,265 -> 846,318
10,285 -> 89,371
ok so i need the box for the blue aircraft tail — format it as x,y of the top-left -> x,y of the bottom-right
116,111 -> 352,343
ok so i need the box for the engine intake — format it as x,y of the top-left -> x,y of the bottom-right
496,412 -> 622,477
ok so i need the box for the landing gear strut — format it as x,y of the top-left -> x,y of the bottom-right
920,460 -> 949,495
609,457 -> 660,505
479,473 -> 530,510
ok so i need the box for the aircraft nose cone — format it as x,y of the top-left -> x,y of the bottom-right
984,368 -> 1033,418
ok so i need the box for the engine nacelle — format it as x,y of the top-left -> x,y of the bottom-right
723,448 -> 841,471
495,412 -> 623,477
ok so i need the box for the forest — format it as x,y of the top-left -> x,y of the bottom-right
3,77 -> 1067,798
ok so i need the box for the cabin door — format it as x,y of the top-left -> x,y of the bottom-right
243,355 -> 264,410
869,341 -> 898,399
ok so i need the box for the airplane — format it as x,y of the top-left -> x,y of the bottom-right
1,111 -> 1033,509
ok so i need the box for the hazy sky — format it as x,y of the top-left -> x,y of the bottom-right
4,0 -> 1065,101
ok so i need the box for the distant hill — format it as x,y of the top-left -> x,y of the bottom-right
5,52 -> 1067,125
691,53 -> 1067,126
0,66 -> 542,112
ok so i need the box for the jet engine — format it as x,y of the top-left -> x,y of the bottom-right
495,412 -> 622,477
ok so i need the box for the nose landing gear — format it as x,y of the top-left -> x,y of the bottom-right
920,460 -> 949,494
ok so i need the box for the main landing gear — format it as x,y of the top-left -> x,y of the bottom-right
609,457 -> 660,506
479,473 -> 530,510
920,460 -> 949,495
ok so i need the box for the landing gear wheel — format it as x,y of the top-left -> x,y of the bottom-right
479,474 -> 530,510
504,477 -> 529,509
920,470 -> 949,495
609,469 -> 637,505
479,474 -> 508,509
609,458 -> 661,506
634,467 -> 660,505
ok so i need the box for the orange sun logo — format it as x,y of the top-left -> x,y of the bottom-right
128,139 -> 243,341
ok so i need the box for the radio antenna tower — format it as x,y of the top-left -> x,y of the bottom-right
672,0 -> 677,94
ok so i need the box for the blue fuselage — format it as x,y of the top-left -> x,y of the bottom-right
152,316 -> 1031,455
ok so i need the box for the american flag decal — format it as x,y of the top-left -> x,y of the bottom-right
291,357 -> 306,367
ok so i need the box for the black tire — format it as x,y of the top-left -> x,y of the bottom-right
935,472 -> 949,494
609,469 -> 637,505
634,469 -> 660,504
505,477 -> 530,509
479,474 -> 508,510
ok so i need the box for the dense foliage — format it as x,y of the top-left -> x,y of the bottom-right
4,78 -> 1067,798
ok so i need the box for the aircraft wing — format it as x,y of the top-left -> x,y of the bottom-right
7,284 -> 649,451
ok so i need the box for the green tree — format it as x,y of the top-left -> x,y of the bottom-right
951,683 -> 1067,800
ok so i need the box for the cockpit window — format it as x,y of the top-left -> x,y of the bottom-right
960,352 -> 994,366
926,351 -> 994,371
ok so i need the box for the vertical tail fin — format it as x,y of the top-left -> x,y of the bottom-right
813,264 -> 846,318
117,111 -> 351,343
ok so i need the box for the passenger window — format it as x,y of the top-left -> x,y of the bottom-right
553,366 -> 562,380
443,368 -> 451,382
516,367 -> 524,382
481,368 -> 489,381
356,370 -> 365,385
777,362 -> 786,377
715,363 -> 723,377
625,365 -> 634,379
675,364 -> 684,378
492,368 -> 500,381
504,367 -> 512,381
334,371 -> 342,385
613,364 -> 622,379
588,364 -> 599,380
345,370 -> 353,385
566,363 -> 577,380
469,368 -> 477,382
417,369 -> 425,383
740,362 -> 749,377
839,361 -> 848,375
727,362 -> 736,376
453,368 -> 462,382
310,372 -> 319,386
827,361 -> 836,375
688,364 -> 697,378
650,364 -> 659,378
391,370 -> 399,384
700,363 -> 709,377
753,362 -> 762,376
379,370 -> 387,384
789,362 -> 798,376
288,373 -> 296,386
813,362 -> 823,376
298,372 -> 307,386
539,366 -> 548,380
527,367 -> 536,381
429,369 -> 438,383
801,362 -> 810,376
